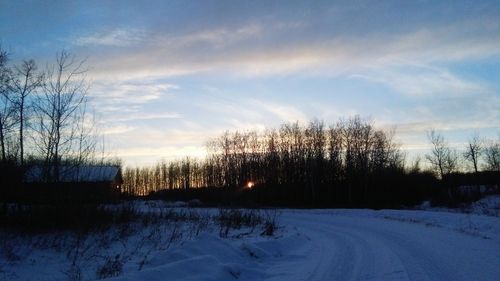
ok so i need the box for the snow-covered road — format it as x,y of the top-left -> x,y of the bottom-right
267,211 -> 500,281
114,209 -> 499,281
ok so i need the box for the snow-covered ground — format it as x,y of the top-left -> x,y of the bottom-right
418,195 -> 500,218
1,201 -> 499,281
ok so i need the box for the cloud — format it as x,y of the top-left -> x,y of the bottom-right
75,28 -> 146,47
105,124 -> 222,166
352,66 -> 490,97
114,145 -> 206,158
88,78 -> 181,136
192,93 -> 309,127
89,79 -> 179,121
194,96 -> 263,121
112,112 -> 181,122
162,23 -> 262,49
91,80 -> 177,103
81,17 -> 499,82
115,145 -> 207,167
102,125 -> 135,135
385,120 -> 500,135
374,92 -> 500,134
248,99 -> 309,123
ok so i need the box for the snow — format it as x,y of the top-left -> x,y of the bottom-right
418,195 -> 500,218
470,195 -> 500,217
1,202 -> 499,281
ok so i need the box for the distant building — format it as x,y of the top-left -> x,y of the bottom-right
24,165 -> 123,201
444,171 -> 500,201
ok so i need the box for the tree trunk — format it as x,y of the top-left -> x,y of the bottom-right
0,121 -> 5,162
19,99 -> 24,165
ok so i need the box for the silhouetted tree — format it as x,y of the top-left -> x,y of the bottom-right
0,46 -> 16,162
464,134 -> 482,174
484,137 -> 500,172
426,130 -> 459,202
464,133 -> 483,196
11,59 -> 44,165
425,130 -> 458,179
34,51 -> 90,181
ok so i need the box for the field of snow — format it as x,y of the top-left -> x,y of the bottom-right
1,200 -> 499,281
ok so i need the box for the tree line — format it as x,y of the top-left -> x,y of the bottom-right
123,117 -> 499,207
125,117 -> 410,206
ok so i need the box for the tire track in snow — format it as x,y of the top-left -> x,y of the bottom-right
290,216 -> 409,281
276,211 -> 500,281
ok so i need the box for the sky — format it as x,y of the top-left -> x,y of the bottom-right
1,0 -> 499,166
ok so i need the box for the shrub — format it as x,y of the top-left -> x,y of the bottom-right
96,255 -> 123,279
261,209 -> 280,236
216,208 -> 264,237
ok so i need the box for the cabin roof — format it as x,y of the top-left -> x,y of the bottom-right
25,165 -> 121,183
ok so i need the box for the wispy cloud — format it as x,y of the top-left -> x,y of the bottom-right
112,112 -> 181,122
248,99 -> 309,123
106,124 -> 222,166
384,119 -> 500,135
102,125 -> 135,135
352,66 -> 490,97
88,78 -> 181,138
162,23 -> 263,49
374,91 -> 500,132
92,80 -> 177,103
90,79 -> 179,121
115,145 -> 207,167
81,17 -> 499,100
75,28 -> 146,47
192,93 -> 309,127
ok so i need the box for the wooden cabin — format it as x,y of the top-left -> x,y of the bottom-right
24,165 -> 123,201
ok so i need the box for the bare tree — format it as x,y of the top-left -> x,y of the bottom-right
35,51 -> 89,181
463,133 -> 483,196
0,46 -> 16,162
10,59 -> 44,165
463,133 -> 482,174
74,101 -> 97,165
484,137 -> 500,172
425,130 -> 458,179
408,156 -> 422,173
327,124 -> 342,202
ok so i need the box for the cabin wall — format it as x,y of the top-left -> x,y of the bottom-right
23,182 -> 121,203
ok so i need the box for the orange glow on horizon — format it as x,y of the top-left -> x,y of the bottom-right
246,181 -> 254,188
